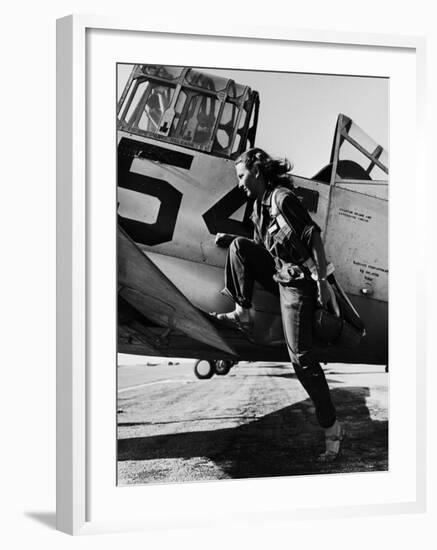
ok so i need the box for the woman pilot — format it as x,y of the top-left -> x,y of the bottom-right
215,147 -> 344,462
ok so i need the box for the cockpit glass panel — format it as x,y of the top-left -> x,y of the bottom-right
140,65 -> 184,80
214,102 -> 236,150
232,109 -> 248,155
227,80 -> 246,98
211,101 -> 246,153
367,164 -> 387,181
185,69 -> 228,93
123,80 -> 150,125
180,94 -> 219,145
136,83 -> 175,133
169,90 -> 188,136
338,120 -> 388,181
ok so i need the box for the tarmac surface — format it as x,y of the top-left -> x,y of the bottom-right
117,356 -> 388,485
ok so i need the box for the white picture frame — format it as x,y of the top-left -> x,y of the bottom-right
56,14 -> 427,535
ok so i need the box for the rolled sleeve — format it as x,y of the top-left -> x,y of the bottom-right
301,223 -> 321,249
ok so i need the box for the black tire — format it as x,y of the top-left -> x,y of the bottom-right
194,359 -> 215,380
214,360 -> 232,376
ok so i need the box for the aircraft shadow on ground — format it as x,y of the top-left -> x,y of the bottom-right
118,386 -> 388,478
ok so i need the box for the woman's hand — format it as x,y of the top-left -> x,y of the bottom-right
317,279 -> 331,308
215,233 -> 237,248
311,231 -> 330,308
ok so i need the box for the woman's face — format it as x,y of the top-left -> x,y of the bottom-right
235,162 -> 265,200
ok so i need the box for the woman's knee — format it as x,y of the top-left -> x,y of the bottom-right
292,353 -> 323,377
229,236 -> 255,258
289,351 -> 305,371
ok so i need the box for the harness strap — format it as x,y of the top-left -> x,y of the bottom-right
270,188 -> 314,263
270,188 -> 336,284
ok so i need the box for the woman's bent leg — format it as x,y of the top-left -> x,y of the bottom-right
222,237 -> 278,307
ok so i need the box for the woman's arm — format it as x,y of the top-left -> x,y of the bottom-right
311,230 -> 331,307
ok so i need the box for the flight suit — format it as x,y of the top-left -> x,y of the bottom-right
221,186 -> 336,428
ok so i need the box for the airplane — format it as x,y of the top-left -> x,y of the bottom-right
117,64 -> 388,379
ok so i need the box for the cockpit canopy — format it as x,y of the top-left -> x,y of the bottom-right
313,114 -> 388,199
315,114 -> 389,182
117,65 -> 259,158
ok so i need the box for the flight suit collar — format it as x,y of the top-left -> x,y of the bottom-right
260,188 -> 273,207
250,187 -> 274,228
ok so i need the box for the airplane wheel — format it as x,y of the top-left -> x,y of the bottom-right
214,360 -> 232,376
194,359 -> 215,380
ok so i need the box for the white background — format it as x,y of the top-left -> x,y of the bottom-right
88,27 -> 417,523
1,0 -> 435,548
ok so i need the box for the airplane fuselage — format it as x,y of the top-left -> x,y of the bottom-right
117,65 -> 388,366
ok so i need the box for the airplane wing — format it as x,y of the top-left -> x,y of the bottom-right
117,225 -> 296,362
118,292 -> 291,361
118,226 -> 237,357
